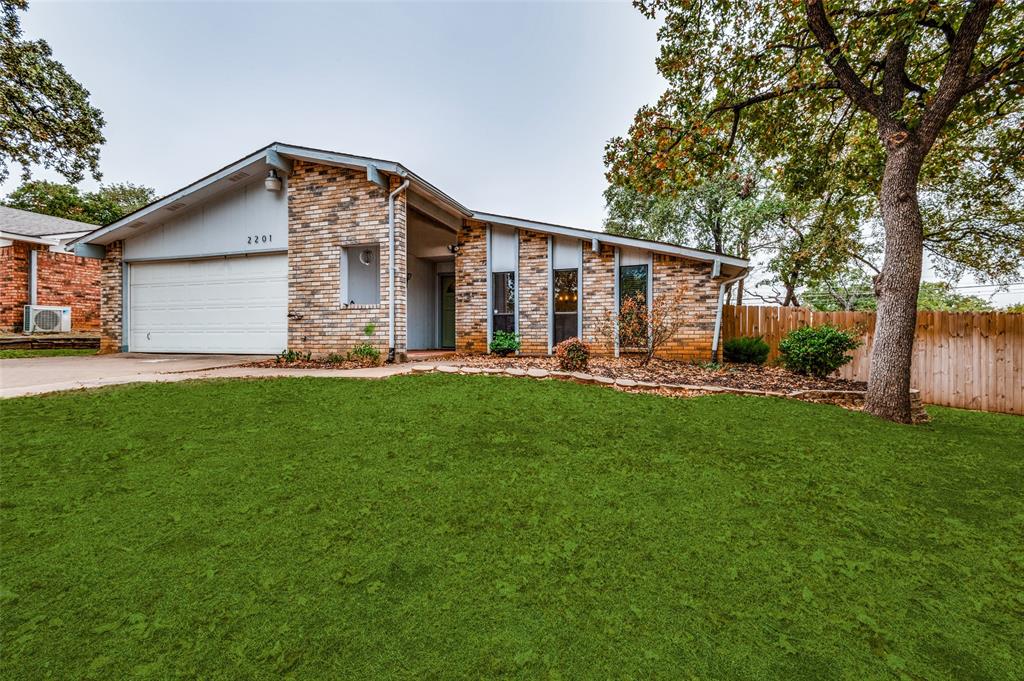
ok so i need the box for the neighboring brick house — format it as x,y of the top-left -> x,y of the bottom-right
71,143 -> 748,359
0,206 -> 99,332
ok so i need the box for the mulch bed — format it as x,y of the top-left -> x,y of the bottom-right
241,353 -> 864,393
448,354 -> 865,392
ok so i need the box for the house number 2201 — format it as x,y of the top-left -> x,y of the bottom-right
248,234 -> 272,245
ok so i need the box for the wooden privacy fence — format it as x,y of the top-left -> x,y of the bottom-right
722,305 -> 1023,415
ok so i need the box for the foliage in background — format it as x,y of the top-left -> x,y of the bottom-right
554,337 -> 591,372
489,331 -> 521,357
2,180 -> 156,225
722,335 -> 769,365
778,325 -> 862,378
1005,303 -> 1024,314
1,377 -> 1021,678
805,274 -> 994,312
0,0 -> 105,183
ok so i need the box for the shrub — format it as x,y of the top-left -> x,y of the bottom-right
347,343 -> 382,367
324,353 -> 347,365
275,349 -> 311,364
723,335 -> 770,365
554,337 -> 590,372
489,331 -> 521,356
778,324 -> 862,378
601,287 -> 690,366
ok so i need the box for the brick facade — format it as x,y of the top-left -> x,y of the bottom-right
99,240 -> 123,353
580,243 -> 617,354
286,161 -> 407,358
0,240 -> 101,332
517,230 -> 549,354
652,255 -> 719,361
454,220 -> 487,353
92,159 -> 728,362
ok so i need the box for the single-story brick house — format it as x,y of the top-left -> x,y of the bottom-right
70,143 -> 749,359
1,206 -> 100,332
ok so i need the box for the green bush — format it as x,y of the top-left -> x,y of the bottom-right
778,325 -> 862,378
347,343 -> 382,367
489,331 -> 521,357
276,349 -> 311,364
554,337 -> 590,372
723,335 -> 770,365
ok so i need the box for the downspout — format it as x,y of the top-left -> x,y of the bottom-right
28,249 -> 38,306
711,267 -> 749,363
387,179 -> 410,363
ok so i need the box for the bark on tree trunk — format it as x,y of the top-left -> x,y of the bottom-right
865,145 -> 925,423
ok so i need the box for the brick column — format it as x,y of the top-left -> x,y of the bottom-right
455,220 -> 487,353
517,230 -> 549,354
581,243 -> 616,355
100,240 -> 124,353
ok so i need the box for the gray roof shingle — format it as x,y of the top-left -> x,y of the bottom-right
0,205 -> 94,237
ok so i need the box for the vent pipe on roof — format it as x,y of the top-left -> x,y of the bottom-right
387,179 -> 410,362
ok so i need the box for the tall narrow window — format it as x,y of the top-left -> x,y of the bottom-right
553,269 -> 578,344
619,264 -> 648,306
619,263 -> 649,348
492,271 -> 515,333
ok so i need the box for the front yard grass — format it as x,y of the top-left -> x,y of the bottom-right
1,375 -> 1021,679
0,348 -> 97,359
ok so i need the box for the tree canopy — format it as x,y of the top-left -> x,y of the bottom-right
606,0 -> 1022,421
2,180 -> 156,225
0,0 -> 105,184
605,0 -> 1023,283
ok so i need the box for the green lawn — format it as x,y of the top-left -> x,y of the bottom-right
0,348 -> 97,359
1,376 -> 1021,679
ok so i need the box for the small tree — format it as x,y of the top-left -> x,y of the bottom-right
602,289 -> 689,366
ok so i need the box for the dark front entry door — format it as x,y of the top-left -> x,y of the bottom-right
439,274 -> 456,349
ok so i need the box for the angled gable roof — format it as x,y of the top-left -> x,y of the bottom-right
70,142 -> 749,271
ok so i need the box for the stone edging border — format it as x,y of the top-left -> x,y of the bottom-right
409,363 -> 930,423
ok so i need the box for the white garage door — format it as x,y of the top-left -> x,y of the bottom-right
129,254 -> 287,354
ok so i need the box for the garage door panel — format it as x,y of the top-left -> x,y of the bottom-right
129,255 -> 287,354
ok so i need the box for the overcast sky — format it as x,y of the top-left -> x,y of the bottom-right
8,0 -> 1021,305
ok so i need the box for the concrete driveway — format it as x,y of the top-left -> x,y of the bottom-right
0,353 -> 264,398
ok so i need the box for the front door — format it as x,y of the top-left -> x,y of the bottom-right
439,274 -> 456,349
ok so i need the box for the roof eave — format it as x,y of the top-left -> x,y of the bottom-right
471,211 -> 749,268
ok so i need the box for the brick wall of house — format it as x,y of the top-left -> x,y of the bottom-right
0,240 -> 101,332
517,230 -> 549,354
99,240 -> 123,352
455,220 -> 487,353
581,242 -> 616,354
36,250 -> 101,330
286,161 -> 407,358
653,255 -> 719,361
0,242 -> 30,330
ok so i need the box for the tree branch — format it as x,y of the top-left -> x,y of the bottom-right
804,0 -> 882,117
918,0 -> 998,150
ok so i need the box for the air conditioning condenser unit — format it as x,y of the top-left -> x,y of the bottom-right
23,305 -> 72,333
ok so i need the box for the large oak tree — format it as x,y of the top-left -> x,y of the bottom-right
607,0 -> 1022,422
1,0 -> 105,184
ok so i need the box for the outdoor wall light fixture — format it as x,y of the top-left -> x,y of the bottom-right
265,169 -> 282,192
447,244 -> 461,255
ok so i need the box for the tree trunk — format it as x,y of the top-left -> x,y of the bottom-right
865,145 -> 925,423
736,278 -> 744,306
